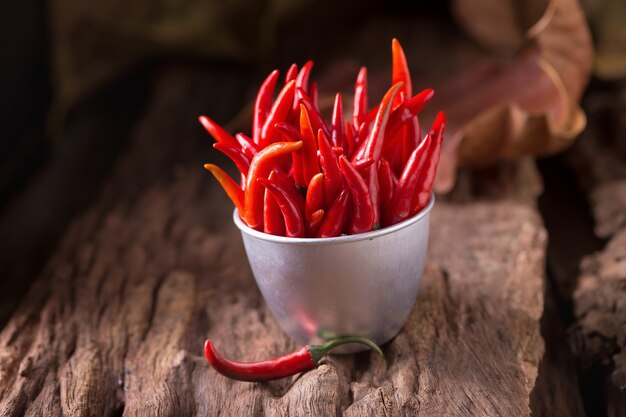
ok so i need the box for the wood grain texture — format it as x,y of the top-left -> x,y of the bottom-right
565,85 -> 626,414
0,71 -> 548,417
571,227 -> 626,414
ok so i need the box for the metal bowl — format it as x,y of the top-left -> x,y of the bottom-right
233,195 -> 434,353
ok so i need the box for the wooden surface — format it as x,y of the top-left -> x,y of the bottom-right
572,228 -> 626,416
0,70 -> 551,416
566,89 -> 626,415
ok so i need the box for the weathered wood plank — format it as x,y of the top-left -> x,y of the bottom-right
530,282 -> 587,417
565,84 -> 626,414
571,227 -> 626,416
0,71 -> 548,417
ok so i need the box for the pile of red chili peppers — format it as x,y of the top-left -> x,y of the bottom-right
202,39 -> 445,238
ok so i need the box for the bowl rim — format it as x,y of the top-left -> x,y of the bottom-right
233,193 -> 434,246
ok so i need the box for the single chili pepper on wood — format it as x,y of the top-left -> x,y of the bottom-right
203,164 -> 245,216
338,155 -> 375,234
410,111 -> 446,215
204,336 -> 382,382
244,140 -> 303,230
258,177 -> 306,238
253,70 -> 280,145
260,80 -> 296,147
384,133 -> 432,227
316,188 -> 350,238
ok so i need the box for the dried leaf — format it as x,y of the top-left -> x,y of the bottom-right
434,0 -> 593,192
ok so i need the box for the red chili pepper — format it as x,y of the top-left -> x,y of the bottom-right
364,82 -> 429,128
401,116 -> 420,168
213,143 -> 250,176
289,60 -> 314,120
267,168 -> 306,214
365,164 -> 381,229
199,116 -> 240,149
338,155 -> 375,234
305,173 -> 324,223
244,140 -> 303,230
350,121 -> 371,160
384,88 -> 434,141
382,88 -> 432,174
317,129 -> 344,207
299,104 -> 321,186
331,93 -> 346,149
264,171 -> 286,236
204,336 -> 382,382
378,160 -> 395,220
295,60 -> 314,97
235,133 -> 259,160
307,209 -> 325,237
384,133 -> 432,227
352,82 -> 403,163
275,122 -> 305,188
344,121 -> 356,157
391,38 -> 412,109
258,177 -> 306,238
203,164 -> 245,216
352,158 -> 375,172
296,89 -> 331,139
253,70 -> 280,145
310,81 -> 319,110
285,63 -> 298,84
316,188 -> 350,238
260,80 -> 296,147
410,111 -> 446,215
353,67 -> 368,129
331,146 -> 344,156
360,106 -> 378,126
382,129 -> 404,175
